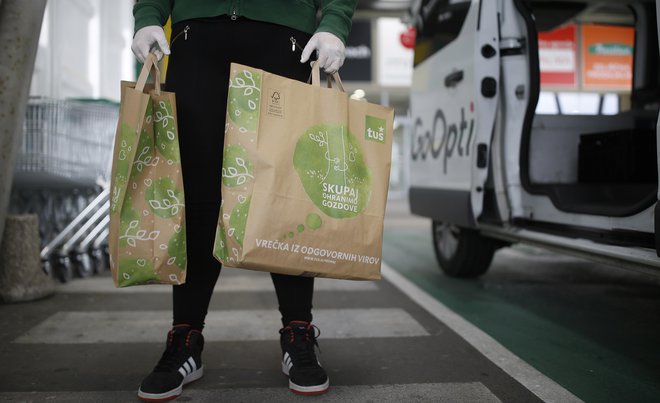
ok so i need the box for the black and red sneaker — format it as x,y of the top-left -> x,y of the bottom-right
137,324 -> 204,402
279,321 -> 329,395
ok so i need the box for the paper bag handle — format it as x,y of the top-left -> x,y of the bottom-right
310,61 -> 345,93
135,53 -> 161,95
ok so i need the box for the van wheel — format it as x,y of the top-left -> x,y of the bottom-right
432,221 -> 497,278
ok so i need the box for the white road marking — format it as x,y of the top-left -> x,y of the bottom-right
14,308 -> 429,344
56,273 -> 378,293
0,383 -> 501,402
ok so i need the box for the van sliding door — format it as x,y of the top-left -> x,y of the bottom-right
409,0 -> 500,227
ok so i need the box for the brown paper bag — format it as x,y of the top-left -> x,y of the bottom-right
213,62 -> 393,280
109,54 -> 187,287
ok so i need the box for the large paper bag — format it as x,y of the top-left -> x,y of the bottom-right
109,54 -> 187,287
214,62 -> 393,280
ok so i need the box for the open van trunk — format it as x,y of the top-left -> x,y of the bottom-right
517,0 -> 659,246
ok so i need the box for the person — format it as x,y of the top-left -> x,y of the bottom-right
130,0 -> 358,401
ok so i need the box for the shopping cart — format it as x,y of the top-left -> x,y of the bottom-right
15,98 -> 117,187
39,189 -> 109,282
12,98 -> 118,282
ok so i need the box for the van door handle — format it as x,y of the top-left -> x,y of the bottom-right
445,70 -> 464,87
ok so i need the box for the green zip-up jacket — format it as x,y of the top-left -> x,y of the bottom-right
133,0 -> 358,44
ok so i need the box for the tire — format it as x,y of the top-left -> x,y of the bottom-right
42,259 -> 53,277
54,254 -> 73,283
101,245 -> 110,272
432,220 -> 498,278
90,248 -> 106,273
73,252 -> 94,278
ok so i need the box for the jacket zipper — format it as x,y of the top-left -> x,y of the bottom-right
170,25 -> 190,46
231,1 -> 238,20
290,37 -> 304,53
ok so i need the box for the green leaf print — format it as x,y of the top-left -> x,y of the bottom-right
117,258 -> 159,287
222,144 -> 254,187
131,126 -> 155,179
228,69 -> 261,132
153,99 -> 181,161
118,195 -> 144,248
213,223 -> 229,261
145,177 -> 184,219
293,123 -> 372,219
167,225 -> 186,268
111,123 -> 138,214
229,196 -> 250,247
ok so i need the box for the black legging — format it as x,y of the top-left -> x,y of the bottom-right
165,16 -> 315,330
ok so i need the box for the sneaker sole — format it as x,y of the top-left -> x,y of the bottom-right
137,366 -> 204,402
281,361 -> 330,395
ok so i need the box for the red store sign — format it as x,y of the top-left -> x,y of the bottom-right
538,24 -> 578,88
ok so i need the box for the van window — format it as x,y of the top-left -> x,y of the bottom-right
536,91 -> 620,115
413,0 -> 471,66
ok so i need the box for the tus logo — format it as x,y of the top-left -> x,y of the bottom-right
365,115 -> 386,143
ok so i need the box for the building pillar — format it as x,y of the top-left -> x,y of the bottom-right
0,0 -> 47,247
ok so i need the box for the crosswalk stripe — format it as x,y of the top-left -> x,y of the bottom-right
56,273 -> 379,293
0,383 -> 501,402
14,308 -> 429,344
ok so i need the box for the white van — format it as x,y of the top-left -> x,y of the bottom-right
408,0 -> 660,277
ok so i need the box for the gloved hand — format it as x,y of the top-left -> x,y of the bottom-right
300,32 -> 345,74
131,26 -> 170,63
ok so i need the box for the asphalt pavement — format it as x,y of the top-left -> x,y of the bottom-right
383,199 -> 660,403
0,198 -> 658,402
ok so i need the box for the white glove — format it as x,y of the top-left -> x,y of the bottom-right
300,32 -> 345,74
131,26 -> 170,63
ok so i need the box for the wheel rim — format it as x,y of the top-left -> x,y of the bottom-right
434,222 -> 460,259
